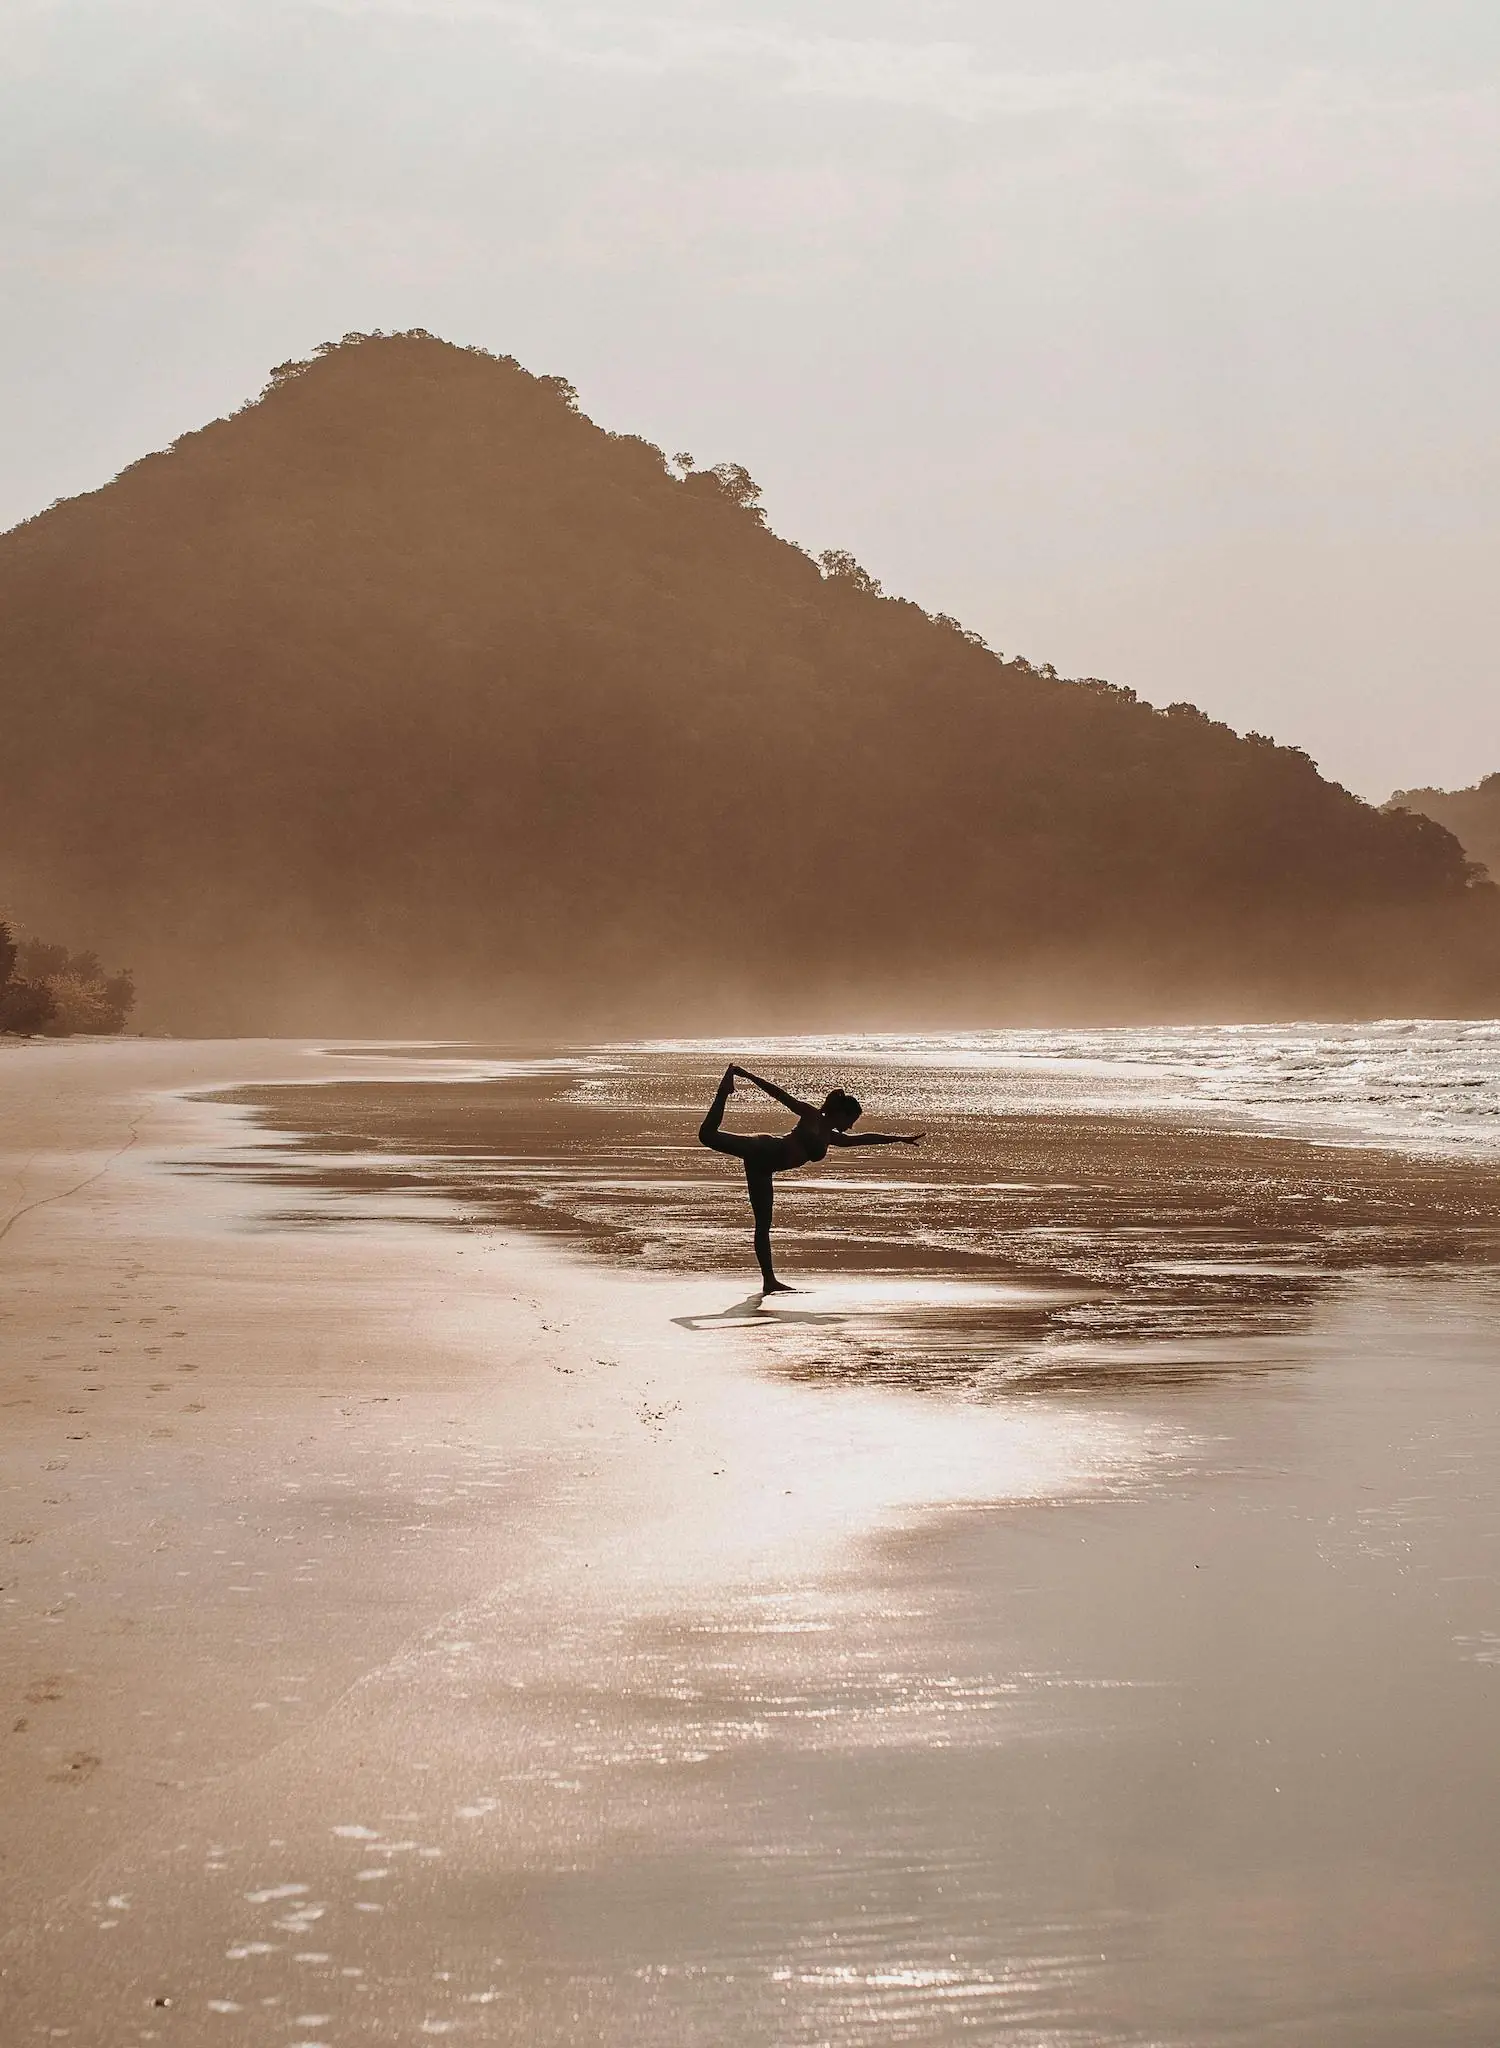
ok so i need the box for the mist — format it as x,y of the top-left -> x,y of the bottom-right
3,334 -> 1494,1040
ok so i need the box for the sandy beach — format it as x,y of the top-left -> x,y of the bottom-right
3,1039 -> 1500,2045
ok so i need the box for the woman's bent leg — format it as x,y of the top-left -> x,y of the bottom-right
699,1067 -> 740,1152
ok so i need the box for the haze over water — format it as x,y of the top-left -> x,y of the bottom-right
197,1023 -> 1500,2043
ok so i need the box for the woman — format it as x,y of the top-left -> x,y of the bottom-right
698,1063 -> 923,1293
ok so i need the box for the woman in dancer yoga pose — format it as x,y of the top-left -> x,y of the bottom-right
698,1064 -> 923,1293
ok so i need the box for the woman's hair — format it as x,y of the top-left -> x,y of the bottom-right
821,1088 -> 863,1126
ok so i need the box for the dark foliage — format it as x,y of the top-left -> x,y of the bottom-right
0,331 -> 1496,1032
1389,775 -> 1500,886
0,919 -> 56,1033
0,977 -> 57,1035
0,918 -> 133,1034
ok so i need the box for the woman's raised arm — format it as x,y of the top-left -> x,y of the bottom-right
731,1066 -> 818,1119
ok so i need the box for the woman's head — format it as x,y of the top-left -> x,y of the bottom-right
821,1088 -> 863,1130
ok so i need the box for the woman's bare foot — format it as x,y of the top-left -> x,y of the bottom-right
761,1278 -> 795,1295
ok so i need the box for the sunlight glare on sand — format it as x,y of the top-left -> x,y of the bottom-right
758,1275 -> 1081,1313
525,1273 -> 1168,1609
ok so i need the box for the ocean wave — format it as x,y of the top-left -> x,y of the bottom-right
638,1020 -> 1500,1158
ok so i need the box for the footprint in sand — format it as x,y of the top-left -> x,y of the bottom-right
49,1751 -> 101,1784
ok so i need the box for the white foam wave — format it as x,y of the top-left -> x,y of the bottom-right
642,1019 -> 1500,1158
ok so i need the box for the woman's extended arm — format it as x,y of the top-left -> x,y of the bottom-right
731,1066 -> 818,1118
828,1130 -> 924,1147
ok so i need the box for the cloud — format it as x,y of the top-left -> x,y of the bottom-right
302,1 -> 1187,108
296,1 -> 1500,195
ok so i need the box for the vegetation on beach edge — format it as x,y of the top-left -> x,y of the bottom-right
0,918 -> 135,1036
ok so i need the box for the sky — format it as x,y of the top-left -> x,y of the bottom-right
3,0 -> 1497,798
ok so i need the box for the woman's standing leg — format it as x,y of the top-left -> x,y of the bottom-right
697,1073 -> 786,1287
746,1166 -> 787,1292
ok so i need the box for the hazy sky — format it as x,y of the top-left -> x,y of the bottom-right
4,0 -> 1497,796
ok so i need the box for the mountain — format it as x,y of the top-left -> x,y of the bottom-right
2,330 -> 1497,1032
1388,776 -> 1500,886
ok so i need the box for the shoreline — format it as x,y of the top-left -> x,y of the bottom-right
4,1040 -> 1500,2044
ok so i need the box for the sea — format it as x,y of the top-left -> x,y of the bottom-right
673,1017 -> 1500,1155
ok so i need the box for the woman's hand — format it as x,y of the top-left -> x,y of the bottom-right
721,1065 -> 737,1092
902,1133 -> 925,1144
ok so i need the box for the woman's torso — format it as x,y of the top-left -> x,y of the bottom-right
778,1110 -> 831,1169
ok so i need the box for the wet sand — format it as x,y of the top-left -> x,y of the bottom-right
3,1041 -> 1500,2044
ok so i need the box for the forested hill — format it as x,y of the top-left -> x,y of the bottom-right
3,330 -> 1496,1032
1389,777 -> 1500,887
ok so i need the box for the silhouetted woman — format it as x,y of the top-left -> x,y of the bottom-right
698,1064 -> 923,1293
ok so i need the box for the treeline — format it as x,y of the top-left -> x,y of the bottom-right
0,330 -> 1496,1031
1388,774 -> 1500,886
0,922 -> 134,1036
